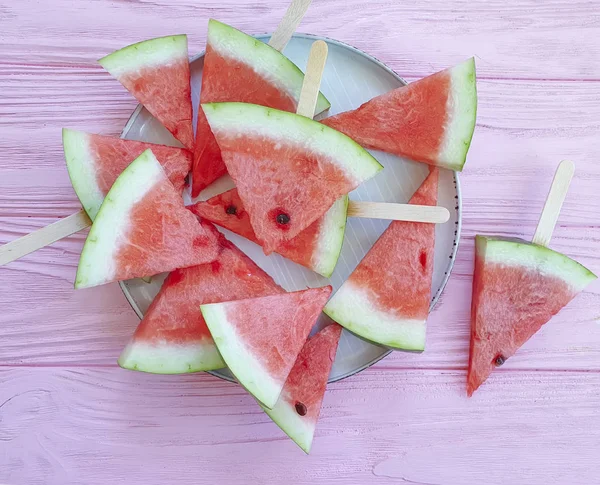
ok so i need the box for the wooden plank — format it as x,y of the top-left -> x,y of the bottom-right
1,217 -> 597,369
1,367 -> 599,483
0,0 -> 599,80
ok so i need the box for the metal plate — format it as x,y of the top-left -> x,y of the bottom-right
119,33 -> 462,383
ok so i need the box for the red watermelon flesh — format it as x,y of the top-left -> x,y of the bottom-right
262,324 -> 342,453
119,224 -> 284,374
63,129 -> 191,220
75,150 -> 220,288
202,102 -> 382,254
189,189 -> 348,277
324,169 -> 439,351
200,286 -> 333,408
322,58 -> 477,171
468,236 -> 597,396
99,35 -> 194,149
191,19 -> 330,196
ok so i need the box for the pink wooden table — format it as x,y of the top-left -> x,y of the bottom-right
1,1 -> 599,483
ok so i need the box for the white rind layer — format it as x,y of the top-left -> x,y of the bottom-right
261,395 -> 316,454
312,195 -> 348,278
63,129 -> 106,220
118,339 -> 225,374
99,35 -> 188,78
202,102 -> 383,185
438,57 -> 477,171
75,150 -> 164,289
324,280 -> 427,351
207,19 -> 330,114
477,236 -> 597,292
201,302 -> 283,409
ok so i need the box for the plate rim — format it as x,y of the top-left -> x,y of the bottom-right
118,32 -> 463,383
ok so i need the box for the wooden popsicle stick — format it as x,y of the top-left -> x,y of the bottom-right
296,40 -> 328,118
348,201 -> 450,224
531,160 -> 575,247
0,209 -> 91,267
268,0 -> 312,52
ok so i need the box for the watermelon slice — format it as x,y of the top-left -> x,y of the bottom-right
75,150 -> 219,289
324,169 -> 439,351
467,236 -> 597,396
189,189 -> 348,277
200,286 -> 332,408
119,224 -> 284,374
63,129 -> 192,220
322,58 -> 477,171
191,19 -> 331,196
99,35 -> 194,149
202,102 -> 383,253
262,324 -> 342,453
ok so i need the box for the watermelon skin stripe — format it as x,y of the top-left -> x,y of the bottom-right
118,339 -> 225,374
202,103 -> 383,186
76,150 -> 165,287
477,236 -> 597,291
324,281 -> 427,351
438,58 -> 478,171
201,302 -> 282,408
206,19 -> 330,115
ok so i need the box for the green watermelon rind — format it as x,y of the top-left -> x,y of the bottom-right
311,195 -> 349,278
98,34 -> 188,77
75,149 -> 164,289
476,235 -> 597,291
118,339 -> 225,374
201,102 -> 384,183
63,128 -> 106,220
323,283 -> 427,351
438,57 -> 477,171
207,19 -> 330,115
200,302 -> 283,409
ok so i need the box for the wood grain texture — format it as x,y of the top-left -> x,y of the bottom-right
1,0 -> 599,482
1,368 -> 599,484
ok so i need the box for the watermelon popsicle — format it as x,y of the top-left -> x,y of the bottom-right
75,150 -> 221,288
322,58 -> 478,171
467,160 -> 597,396
191,18 -> 331,196
324,169 -> 440,351
99,35 -> 195,150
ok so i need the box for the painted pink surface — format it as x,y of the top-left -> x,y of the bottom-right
0,0 -> 599,483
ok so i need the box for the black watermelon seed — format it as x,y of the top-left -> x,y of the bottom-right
276,213 -> 291,225
225,205 -> 237,215
494,355 -> 506,366
295,402 -> 307,416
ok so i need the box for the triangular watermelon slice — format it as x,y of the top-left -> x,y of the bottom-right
75,150 -> 219,289
189,189 -> 348,277
63,129 -> 192,220
202,102 -> 383,253
119,224 -> 284,373
322,58 -> 477,171
324,169 -> 439,351
467,236 -> 597,396
262,324 -> 342,453
99,35 -> 194,149
201,286 -> 332,408
191,19 -> 331,196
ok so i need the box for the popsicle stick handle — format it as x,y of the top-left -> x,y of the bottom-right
296,40 -> 328,118
531,160 -> 575,247
348,201 -> 450,224
268,0 -> 312,52
0,209 -> 91,267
